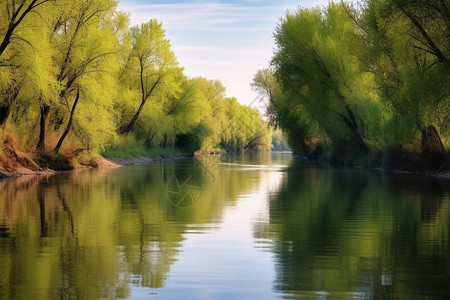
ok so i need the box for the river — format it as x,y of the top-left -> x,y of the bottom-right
1,152 -> 449,299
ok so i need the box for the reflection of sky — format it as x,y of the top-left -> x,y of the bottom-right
118,0 -> 329,107
128,157 -> 289,299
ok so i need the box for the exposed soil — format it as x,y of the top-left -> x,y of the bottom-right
0,139 -> 51,179
0,139 -> 186,181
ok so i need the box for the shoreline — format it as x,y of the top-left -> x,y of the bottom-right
1,153 -> 449,182
0,154 -> 189,181
98,154 -> 188,167
369,166 -> 450,180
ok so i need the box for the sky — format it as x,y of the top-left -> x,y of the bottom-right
117,0 -> 330,108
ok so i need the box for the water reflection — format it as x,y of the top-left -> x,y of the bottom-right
0,155 -> 276,300
1,153 -> 450,299
257,159 -> 450,299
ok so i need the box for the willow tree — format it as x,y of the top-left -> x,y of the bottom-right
220,97 -> 271,152
0,1 -> 60,153
49,0 -> 126,153
0,0 -> 53,58
165,77 -> 214,151
119,19 -> 182,135
361,0 -> 449,166
17,0 -> 124,154
0,0 -> 53,127
252,68 -> 323,154
272,2 -> 382,156
195,79 -> 228,151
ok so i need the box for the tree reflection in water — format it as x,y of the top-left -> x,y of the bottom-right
1,154 -> 449,299
255,159 -> 450,299
0,156 -> 259,299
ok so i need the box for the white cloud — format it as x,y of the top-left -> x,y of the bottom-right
118,1 -> 309,29
117,0 -> 330,105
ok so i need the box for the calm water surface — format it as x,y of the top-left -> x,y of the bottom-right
1,153 -> 450,299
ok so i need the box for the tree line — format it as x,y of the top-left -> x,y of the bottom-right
0,0 -> 271,168
253,0 -> 449,170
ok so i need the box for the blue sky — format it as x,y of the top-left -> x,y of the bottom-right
118,0 -> 329,107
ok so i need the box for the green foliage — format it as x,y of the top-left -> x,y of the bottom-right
271,2 -> 383,156
262,0 -> 449,169
175,123 -> 212,153
252,68 -> 325,156
361,0 -> 449,135
118,19 -> 183,135
220,97 -> 271,152
0,0 -> 270,167
102,135 -> 181,158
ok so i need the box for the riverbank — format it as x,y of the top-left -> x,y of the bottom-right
2,150 -> 449,182
0,152 -> 189,181
369,166 -> 450,180
100,154 -> 188,167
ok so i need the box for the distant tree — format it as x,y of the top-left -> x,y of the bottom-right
191,79 -> 228,151
221,97 -> 271,152
252,68 -> 321,154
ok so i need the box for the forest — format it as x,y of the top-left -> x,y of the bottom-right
1,0 -> 449,175
0,0 -> 271,173
253,0 -> 449,171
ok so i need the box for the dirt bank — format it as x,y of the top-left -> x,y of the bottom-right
0,139 -> 54,180
0,153 -> 188,181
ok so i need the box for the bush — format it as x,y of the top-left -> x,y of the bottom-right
175,133 -> 201,153
102,134 -> 181,158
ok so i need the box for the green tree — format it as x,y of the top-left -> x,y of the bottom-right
221,97 -> 271,152
48,0 -> 121,154
0,0 -> 273,170
196,79 -> 228,151
0,0 -> 52,58
272,3 -> 385,157
252,68 -> 323,155
0,0 -> 54,128
168,78 -> 213,152
360,0 -> 449,166
50,0 -> 125,153
119,19 -> 182,135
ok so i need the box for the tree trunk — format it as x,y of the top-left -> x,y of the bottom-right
421,125 -> 445,169
36,104 -> 50,151
400,7 -> 448,64
54,89 -> 80,153
0,0 -> 47,59
120,76 -> 162,135
120,99 -> 145,134
0,84 -> 21,128
145,128 -> 156,146
0,25 -> 14,59
160,134 -> 168,148
337,106 -> 369,155
0,103 -> 11,128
